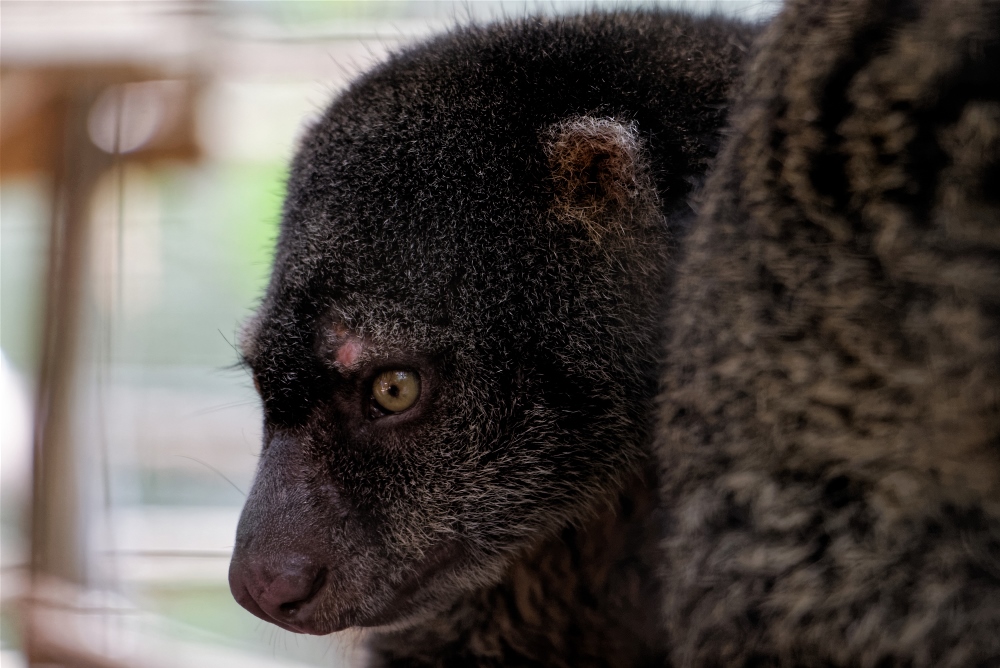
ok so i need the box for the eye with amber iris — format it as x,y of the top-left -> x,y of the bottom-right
370,369 -> 420,417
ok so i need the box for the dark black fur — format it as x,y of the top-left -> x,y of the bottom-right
230,11 -> 755,667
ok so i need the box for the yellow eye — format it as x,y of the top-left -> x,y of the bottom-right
371,370 -> 420,413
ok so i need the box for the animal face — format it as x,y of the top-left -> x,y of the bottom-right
229,165 -> 663,634
228,113 -> 665,636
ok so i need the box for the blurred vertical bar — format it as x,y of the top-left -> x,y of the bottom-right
26,75 -> 112,665
12,57 -> 202,664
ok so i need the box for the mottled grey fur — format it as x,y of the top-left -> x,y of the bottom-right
658,0 -> 1000,665
230,11 -> 754,667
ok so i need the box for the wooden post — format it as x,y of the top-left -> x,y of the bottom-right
26,75 -> 113,668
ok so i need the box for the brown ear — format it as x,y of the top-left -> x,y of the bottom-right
545,117 -> 654,239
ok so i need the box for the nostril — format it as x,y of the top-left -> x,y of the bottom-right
230,556 -> 328,630
278,568 -> 327,615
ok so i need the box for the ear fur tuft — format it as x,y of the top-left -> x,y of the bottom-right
545,117 -> 654,240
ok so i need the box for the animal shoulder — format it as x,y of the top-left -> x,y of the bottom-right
658,0 -> 1000,666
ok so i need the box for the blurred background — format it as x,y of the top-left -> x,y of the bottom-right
1,1 -> 777,666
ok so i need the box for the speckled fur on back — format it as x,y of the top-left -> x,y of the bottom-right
657,0 -> 1000,665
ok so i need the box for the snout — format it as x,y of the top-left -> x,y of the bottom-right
228,551 -> 339,635
228,432 -> 353,634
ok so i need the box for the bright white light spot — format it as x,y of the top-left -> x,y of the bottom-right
1,350 -> 32,502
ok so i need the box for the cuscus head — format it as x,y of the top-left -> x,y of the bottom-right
227,15 -> 735,635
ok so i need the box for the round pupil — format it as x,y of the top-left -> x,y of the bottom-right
372,370 -> 419,414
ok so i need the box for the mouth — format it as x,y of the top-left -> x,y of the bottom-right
355,541 -> 466,628
235,540 -> 467,635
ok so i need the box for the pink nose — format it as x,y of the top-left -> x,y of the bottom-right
229,555 -> 328,634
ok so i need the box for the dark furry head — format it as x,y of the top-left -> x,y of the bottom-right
230,11 -> 752,635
